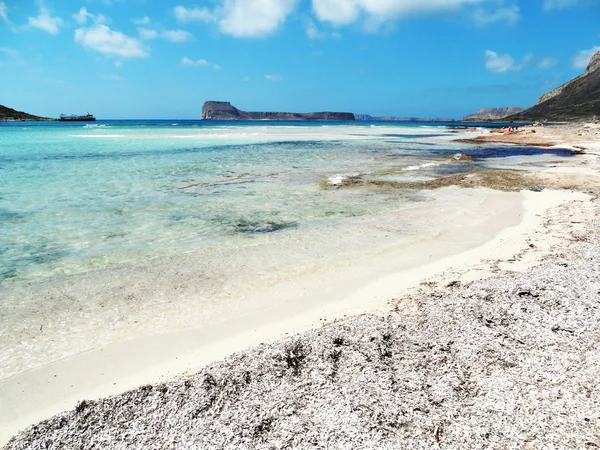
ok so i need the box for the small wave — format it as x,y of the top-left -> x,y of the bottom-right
404,162 -> 441,171
171,123 -> 179,126
68,134 -> 125,138
83,124 -> 110,128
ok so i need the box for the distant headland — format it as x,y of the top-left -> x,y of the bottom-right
0,105 -> 53,121
201,101 -> 356,121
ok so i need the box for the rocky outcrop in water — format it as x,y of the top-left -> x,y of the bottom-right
0,105 -> 52,121
462,108 -> 524,121
508,50 -> 600,122
201,101 -> 355,121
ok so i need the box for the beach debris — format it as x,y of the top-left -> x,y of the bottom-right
5,213 -> 600,449
452,153 -> 473,161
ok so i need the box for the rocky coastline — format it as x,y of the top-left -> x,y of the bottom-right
0,105 -> 53,121
201,101 -> 355,121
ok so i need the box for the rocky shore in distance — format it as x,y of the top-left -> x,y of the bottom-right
201,101 -> 355,121
0,104 -> 53,121
462,107 -> 524,121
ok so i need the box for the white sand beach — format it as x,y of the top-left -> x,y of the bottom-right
2,125 -> 600,448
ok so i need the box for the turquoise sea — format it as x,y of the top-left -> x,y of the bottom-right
0,119 -> 574,377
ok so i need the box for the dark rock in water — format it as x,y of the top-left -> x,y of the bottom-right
508,50 -> 600,122
232,218 -> 297,234
462,108 -> 524,121
201,101 -> 355,121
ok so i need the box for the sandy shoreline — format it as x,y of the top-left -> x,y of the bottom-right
2,126 -> 600,447
456,122 -> 600,154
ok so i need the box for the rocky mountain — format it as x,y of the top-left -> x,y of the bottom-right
462,107 -> 524,121
201,101 -> 355,121
508,50 -> 600,122
0,104 -> 52,121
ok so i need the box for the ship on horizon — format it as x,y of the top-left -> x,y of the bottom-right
58,112 -> 96,122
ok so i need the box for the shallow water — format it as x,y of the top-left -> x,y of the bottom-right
0,120 -> 575,377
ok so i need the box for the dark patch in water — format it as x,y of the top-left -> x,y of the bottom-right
381,133 -> 448,139
434,146 -> 574,160
0,140 -> 332,165
19,243 -> 69,266
0,209 -> 25,223
0,267 -> 18,281
222,218 -> 298,234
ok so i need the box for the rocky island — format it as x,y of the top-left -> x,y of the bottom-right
0,104 -> 53,121
201,101 -> 355,121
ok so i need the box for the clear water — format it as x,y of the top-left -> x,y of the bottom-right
0,120 -> 573,285
0,120 -> 578,377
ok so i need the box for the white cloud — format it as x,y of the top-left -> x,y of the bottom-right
161,29 -> 194,42
473,5 -> 520,26
138,27 -> 158,39
265,74 -> 283,81
538,57 -> 558,69
181,57 -> 220,70
572,46 -> 600,69
132,16 -> 150,25
485,50 -> 515,72
312,0 -> 483,28
484,49 -> 532,73
218,0 -> 299,37
28,8 -> 63,34
0,2 -> 8,22
73,7 -> 107,25
75,24 -> 148,58
139,28 -> 194,42
114,60 -> 123,68
174,5 -> 215,22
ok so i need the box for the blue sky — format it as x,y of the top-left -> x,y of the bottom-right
0,0 -> 599,119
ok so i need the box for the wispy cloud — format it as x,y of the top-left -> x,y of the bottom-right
73,7 -> 107,25
28,8 -> 63,34
0,46 -> 17,56
75,24 -> 148,59
538,57 -> 558,69
181,57 -> 220,70
473,5 -> 520,27
132,16 -> 150,25
0,2 -> 8,22
544,0 -> 589,10
138,28 -> 194,42
174,6 -> 215,23
265,74 -> 283,81
485,50 -> 532,73
101,74 -> 122,81
572,46 -> 600,69
138,27 -> 158,40
161,29 -> 194,42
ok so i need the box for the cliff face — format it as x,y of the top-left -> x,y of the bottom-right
462,107 -> 524,121
508,50 -> 600,122
201,101 -> 355,121
0,105 -> 52,121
